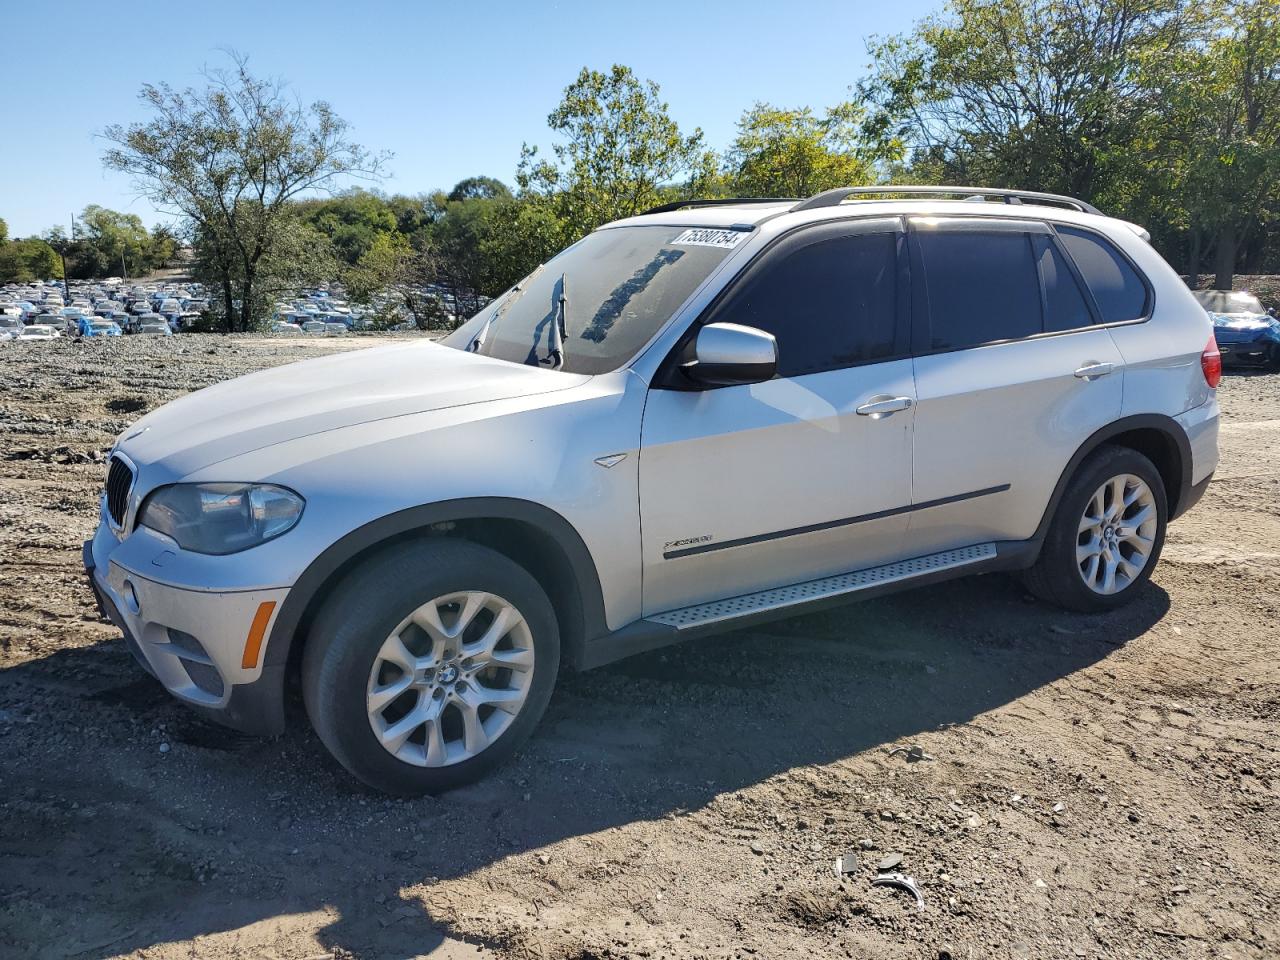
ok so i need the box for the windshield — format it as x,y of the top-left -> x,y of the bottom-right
1193,290 -> 1266,315
442,224 -> 743,374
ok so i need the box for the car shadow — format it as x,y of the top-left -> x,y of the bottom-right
0,569 -> 1170,958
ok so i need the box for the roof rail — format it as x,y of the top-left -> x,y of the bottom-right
791,185 -> 1102,216
640,197 -> 799,216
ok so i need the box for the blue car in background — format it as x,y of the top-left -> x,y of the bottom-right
77,317 -> 123,337
1193,290 -> 1280,370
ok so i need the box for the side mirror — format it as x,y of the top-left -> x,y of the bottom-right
683,322 -> 777,387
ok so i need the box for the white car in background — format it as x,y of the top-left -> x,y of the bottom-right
17,324 -> 60,340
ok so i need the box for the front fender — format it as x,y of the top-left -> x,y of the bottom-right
262,496 -> 610,673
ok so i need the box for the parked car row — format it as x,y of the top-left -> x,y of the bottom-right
0,277 -> 207,340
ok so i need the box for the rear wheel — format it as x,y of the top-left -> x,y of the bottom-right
302,539 -> 559,794
1023,445 -> 1167,613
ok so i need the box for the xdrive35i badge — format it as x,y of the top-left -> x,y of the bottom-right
664,535 -> 713,551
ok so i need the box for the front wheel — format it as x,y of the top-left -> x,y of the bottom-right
302,539 -> 560,795
1022,445 -> 1167,613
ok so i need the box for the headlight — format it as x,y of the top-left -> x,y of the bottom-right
138,483 -> 304,555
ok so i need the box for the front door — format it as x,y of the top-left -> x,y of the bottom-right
638,218 -> 918,615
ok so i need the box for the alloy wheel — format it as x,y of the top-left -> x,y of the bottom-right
366,591 -> 535,766
1076,474 -> 1158,595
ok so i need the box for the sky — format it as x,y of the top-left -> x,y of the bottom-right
0,0 -> 939,238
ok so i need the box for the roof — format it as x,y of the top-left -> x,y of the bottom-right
612,185 -> 1108,229
609,188 -> 1148,241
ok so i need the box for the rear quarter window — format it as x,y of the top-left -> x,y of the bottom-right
1056,226 -> 1149,323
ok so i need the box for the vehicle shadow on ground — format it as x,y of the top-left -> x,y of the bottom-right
0,570 -> 1170,958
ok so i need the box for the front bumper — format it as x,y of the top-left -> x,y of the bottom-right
1217,340 -> 1275,366
84,526 -> 291,736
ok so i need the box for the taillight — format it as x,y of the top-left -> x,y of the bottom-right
1201,335 -> 1222,388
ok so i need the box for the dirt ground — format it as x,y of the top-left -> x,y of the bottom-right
0,334 -> 1276,960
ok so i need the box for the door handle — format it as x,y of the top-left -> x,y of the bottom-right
855,395 -> 914,418
1074,361 -> 1114,380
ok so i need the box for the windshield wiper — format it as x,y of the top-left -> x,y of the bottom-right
543,273 -> 568,370
468,264 -> 543,353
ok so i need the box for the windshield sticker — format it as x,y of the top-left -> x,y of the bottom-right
670,228 -> 747,249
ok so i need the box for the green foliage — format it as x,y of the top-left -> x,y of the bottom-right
860,0 -> 1203,198
344,230 -> 414,305
726,101 -> 880,197
517,65 -> 716,240
297,189 -> 399,265
447,177 -> 511,202
857,0 -> 1280,283
72,204 -> 158,277
0,217 -> 8,244
0,238 -> 62,282
1158,0 -> 1280,284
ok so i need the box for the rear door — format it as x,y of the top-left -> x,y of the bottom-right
905,217 -> 1125,554
639,218 -> 917,614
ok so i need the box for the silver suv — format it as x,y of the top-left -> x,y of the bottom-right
85,187 -> 1220,794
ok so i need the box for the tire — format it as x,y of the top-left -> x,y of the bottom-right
1022,445 -> 1167,613
302,538 -> 560,795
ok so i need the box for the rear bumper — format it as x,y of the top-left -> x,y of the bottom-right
83,537 -> 289,736
1171,471 -> 1213,521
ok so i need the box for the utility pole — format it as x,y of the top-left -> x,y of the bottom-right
61,213 -> 75,300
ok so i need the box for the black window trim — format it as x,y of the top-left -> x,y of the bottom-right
907,215 -> 1154,358
653,214 -> 911,390
1049,222 -> 1155,328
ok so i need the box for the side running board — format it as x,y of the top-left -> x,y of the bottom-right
649,543 -> 998,631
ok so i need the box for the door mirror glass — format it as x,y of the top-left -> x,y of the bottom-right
684,322 -> 777,387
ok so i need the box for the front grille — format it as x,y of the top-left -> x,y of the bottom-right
105,455 -> 134,528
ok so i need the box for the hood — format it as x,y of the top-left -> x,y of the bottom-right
1210,311 -> 1271,328
1211,313 -> 1278,341
120,340 -> 589,477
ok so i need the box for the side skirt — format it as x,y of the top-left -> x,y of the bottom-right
577,539 -> 1040,670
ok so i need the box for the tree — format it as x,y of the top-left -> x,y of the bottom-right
447,176 -> 511,203
297,189 -> 399,265
0,217 -> 8,244
418,178 -> 556,316
149,225 -> 180,269
192,213 -> 340,327
518,65 -> 716,240
726,101 -> 879,197
860,0 -> 1205,202
103,53 -> 386,330
1164,1 -> 1280,287
78,204 -> 153,277
0,239 -> 62,282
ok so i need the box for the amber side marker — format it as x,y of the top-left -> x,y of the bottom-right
241,600 -> 277,669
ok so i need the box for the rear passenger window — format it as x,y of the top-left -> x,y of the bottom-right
1056,227 -> 1148,322
715,231 -> 898,377
916,230 -> 1041,349
1034,235 -> 1093,332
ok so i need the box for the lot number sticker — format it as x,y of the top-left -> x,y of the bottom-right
670,228 -> 747,249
